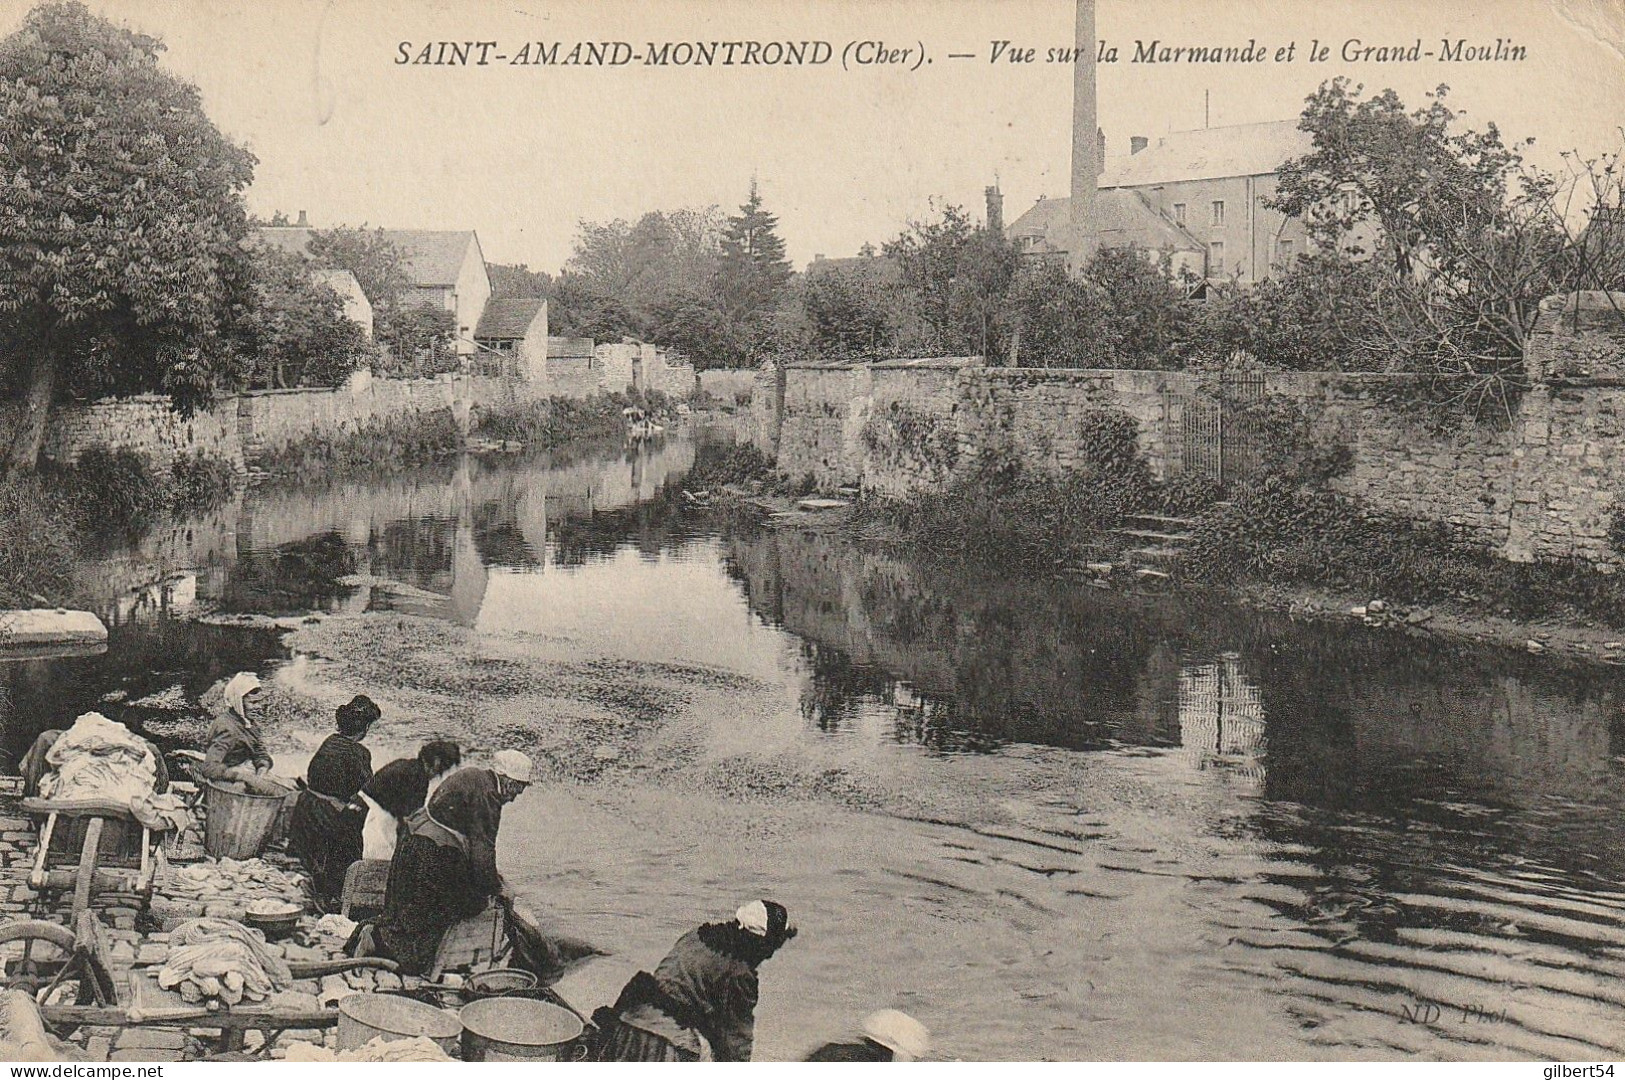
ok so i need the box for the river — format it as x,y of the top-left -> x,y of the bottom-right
3,428 -> 1624,1061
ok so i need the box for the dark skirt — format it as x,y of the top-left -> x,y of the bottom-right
287,791 -> 364,912
600,1018 -> 701,1063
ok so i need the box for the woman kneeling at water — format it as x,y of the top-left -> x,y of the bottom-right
596,900 -> 798,1062
348,750 -> 534,975
287,694 -> 381,912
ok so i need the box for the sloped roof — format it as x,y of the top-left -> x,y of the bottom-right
1099,120 -> 1310,188
475,297 -> 545,340
1008,191 -> 1202,255
1098,190 -> 1203,251
254,227 -> 481,288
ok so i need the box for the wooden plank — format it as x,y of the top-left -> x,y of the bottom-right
72,818 -> 102,925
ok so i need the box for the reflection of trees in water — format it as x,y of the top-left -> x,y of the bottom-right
220,531 -> 358,614
472,499 -> 540,569
798,642 -> 882,733
371,516 -> 456,586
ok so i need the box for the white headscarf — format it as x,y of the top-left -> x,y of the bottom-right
223,672 -> 262,722
860,1010 -> 931,1062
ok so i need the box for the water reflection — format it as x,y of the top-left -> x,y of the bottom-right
16,430 -> 1625,1058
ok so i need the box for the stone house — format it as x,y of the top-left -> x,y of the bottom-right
1007,120 -> 1317,283
256,225 -> 493,355
473,297 -> 548,381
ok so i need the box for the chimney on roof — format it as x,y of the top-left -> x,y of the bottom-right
296,210 -> 309,227
1130,136 -> 1149,155
985,186 -> 1004,234
814,254 -> 825,262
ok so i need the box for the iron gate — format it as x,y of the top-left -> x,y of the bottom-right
1166,371 -> 1268,489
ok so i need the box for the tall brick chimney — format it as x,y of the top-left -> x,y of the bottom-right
296,210 -> 309,227
1068,0 -> 1098,274
985,186 -> 1004,234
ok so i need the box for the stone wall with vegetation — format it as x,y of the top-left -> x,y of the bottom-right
763,291 -> 1625,565
44,372 -> 551,474
41,395 -> 242,472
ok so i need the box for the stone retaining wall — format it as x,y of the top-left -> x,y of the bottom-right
761,292 -> 1625,566
43,373 -> 552,473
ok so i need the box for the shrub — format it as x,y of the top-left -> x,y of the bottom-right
683,441 -> 777,490
257,408 -> 462,477
57,447 -> 168,535
0,475 -> 81,606
171,452 -> 240,513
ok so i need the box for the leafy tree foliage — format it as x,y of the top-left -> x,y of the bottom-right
488,262 -> 554,300
1271,79 -> 1625,419
0,1 -> 256,470
884,203 -> 1019,357
234,246 -> 375,389
379,303 -> 458,377
1272,79 -> 1527,279
796,262 -> 912,361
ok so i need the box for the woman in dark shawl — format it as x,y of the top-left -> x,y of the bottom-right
596,900 -> 797,1062
357,740 -> 461,861
352,753 -> 533,976
287,695 -> 380,912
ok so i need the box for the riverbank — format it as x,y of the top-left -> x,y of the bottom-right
686,420 -> 1625,671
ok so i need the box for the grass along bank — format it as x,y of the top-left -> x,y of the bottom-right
0,446 -> 239,606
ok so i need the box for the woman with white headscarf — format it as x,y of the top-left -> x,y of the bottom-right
194,672 -> 274,783
595,899 -> 798,1062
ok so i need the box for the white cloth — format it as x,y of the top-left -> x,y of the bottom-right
735,900 -> 770,937
492,749 -> 533,784
861,1010 -> 931,1061
358,792 -> 397,862
41,713 -> 156,804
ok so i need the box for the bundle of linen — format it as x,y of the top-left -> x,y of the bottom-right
155,918 -> 292,1007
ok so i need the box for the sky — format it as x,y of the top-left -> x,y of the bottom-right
4,0 -> 1623,273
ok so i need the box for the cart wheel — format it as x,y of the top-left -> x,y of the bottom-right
0,920 -> 76,997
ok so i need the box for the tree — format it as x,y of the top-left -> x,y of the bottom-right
649,292 -> 748,369
1005,263 -> 1104,368
488,262 -> 554,300
1272,80 -> 1625,419
380,303 -> 458,377
717,181 -> 793,321
798,266 -> 906,361
233,245 -> 375,389
564,208 -> 724,317
0,1 -> 257,471
884,203 -> 1018,357
549,271 -> 642,341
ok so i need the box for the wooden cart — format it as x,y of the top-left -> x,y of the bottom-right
0,912 -> 401,1057
20,798 -> 167,924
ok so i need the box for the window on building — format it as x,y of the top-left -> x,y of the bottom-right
1173,203 -> 1187,225
1211,200 -> 1225,226
1209,241 -> 1226,275
1277,239 -> 1294,265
